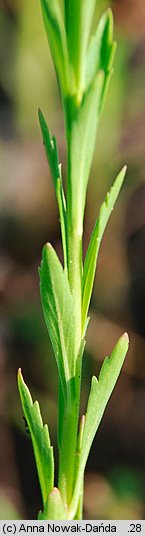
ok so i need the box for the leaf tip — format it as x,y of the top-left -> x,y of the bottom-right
92,375 -> 98,385
122,331 -> 129,344
38,107 -> 44,125
18,367 -> 23,382
106,7 -> 113,21
45,242 -> 54,258
117,331 -> 129,355
41,242 -> 52,261
105,7 -> 114,39
122,164 -> 127,174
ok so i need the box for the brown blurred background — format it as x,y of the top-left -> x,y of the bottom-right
1,0 -> 145,520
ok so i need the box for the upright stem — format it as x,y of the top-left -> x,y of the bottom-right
58,354 -> 82,511
67,221 -> 82,343
58,391 -> 79,507
64,97 -> 83,357
58,101 -> 83,510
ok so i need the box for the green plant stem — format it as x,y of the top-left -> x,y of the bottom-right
57,97 -> 84,513
74,484 -> 83,520
65,102 -> 83,353
58,352 -> 82,510
67,225 -> 82,329
73,479 -> 83,520
58,392 -> 79,507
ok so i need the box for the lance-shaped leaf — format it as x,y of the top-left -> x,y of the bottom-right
64,0 -> 96,98
82,165 -> 127,334
38,487 -> 67,520
81,0 -> 98,55
82,333 -> 129,461
67,71 -> 104,235
18,369 -> 54,506
38,109 -> 67,269
64,0 -> 82,95
38,109 -> 61,189
58,339 -> 85,504
40,0 -> 70,95
86,9 -> 116,112
39,243 -> 77,394
69,333 -> 129,518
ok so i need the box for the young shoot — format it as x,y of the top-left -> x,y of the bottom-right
18,0 -> 129,520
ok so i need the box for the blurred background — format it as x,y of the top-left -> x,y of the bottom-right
1,0 -> 145,520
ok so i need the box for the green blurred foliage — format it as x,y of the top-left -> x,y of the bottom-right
0,495 -> 21,520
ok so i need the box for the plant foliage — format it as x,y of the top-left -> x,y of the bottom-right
18,0 -> 129,520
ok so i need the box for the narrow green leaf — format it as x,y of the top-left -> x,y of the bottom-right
40,0 -> 70,95
18,369 -> 54,506
39,243 -> 77,394
99,9 -> 115,71
64,0 -> 82,96
64,0 -> 96,99
57,379 -> 65,452
38,109 -> 67,269
67,71 -> 104,234
82,0 -> 97,52
70,333 -> 129,518
82,165 -> 127,333
82,333 -> 129,466
73,484 -> 84,521
85,9 -> 116,111
56,177 -> 68,270
38,487 -> 67,520
58,340 -> 85,504
38,109 -> 60,190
